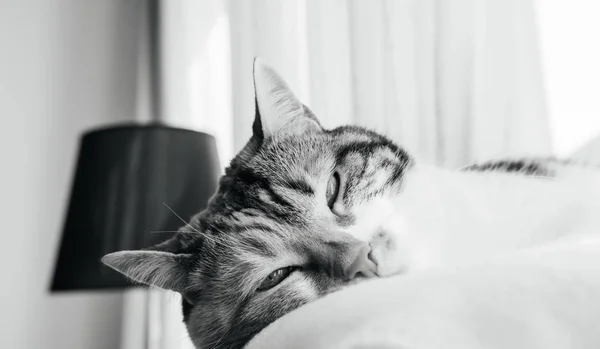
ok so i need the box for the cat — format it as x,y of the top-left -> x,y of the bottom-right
102,58 -> 600,349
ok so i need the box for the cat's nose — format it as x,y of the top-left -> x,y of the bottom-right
344,244 -> 378,280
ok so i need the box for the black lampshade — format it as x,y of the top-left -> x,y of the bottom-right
50,124 -> 221,291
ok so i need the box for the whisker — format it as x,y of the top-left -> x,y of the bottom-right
206,330 -> 229,349
161,203 -> 229,246
162,202 -> 202,234
149,230 -> 204,235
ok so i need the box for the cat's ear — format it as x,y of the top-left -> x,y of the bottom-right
101,250 -> 191,293
252,57 -> 322,139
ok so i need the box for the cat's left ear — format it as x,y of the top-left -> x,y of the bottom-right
252,57 -> 322,139
101,250 -> 192,293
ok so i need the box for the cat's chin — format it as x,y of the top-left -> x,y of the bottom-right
324,275 -> 375,293
337,270 -> 403,292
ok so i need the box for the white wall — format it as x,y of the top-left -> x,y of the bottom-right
0,1 -> 140,348
536,0 -> 600,156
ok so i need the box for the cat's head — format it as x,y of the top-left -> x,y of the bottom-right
102,58 -> 413,349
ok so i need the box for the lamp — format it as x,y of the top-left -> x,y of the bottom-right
50,124 -> 220,291
50,0 -> 222,292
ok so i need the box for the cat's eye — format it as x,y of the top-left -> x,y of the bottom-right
257,267 -> 298,291
326,172 -> 341,209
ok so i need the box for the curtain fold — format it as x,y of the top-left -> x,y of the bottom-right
122,0 -> 552,348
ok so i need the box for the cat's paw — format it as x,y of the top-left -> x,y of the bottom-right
368,230 -> 408,277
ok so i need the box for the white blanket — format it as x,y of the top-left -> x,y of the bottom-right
247,236 -> 600,349
246,137 -> 600,349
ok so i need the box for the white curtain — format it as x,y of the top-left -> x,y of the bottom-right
122,0 -> 552,348
228,0 -> 552,168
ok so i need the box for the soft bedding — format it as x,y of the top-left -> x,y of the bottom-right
246,136 -> 600,349
247,236 -> 600,349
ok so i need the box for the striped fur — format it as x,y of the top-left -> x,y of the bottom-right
464,157 -> 600,178
103,59 -> 600,349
